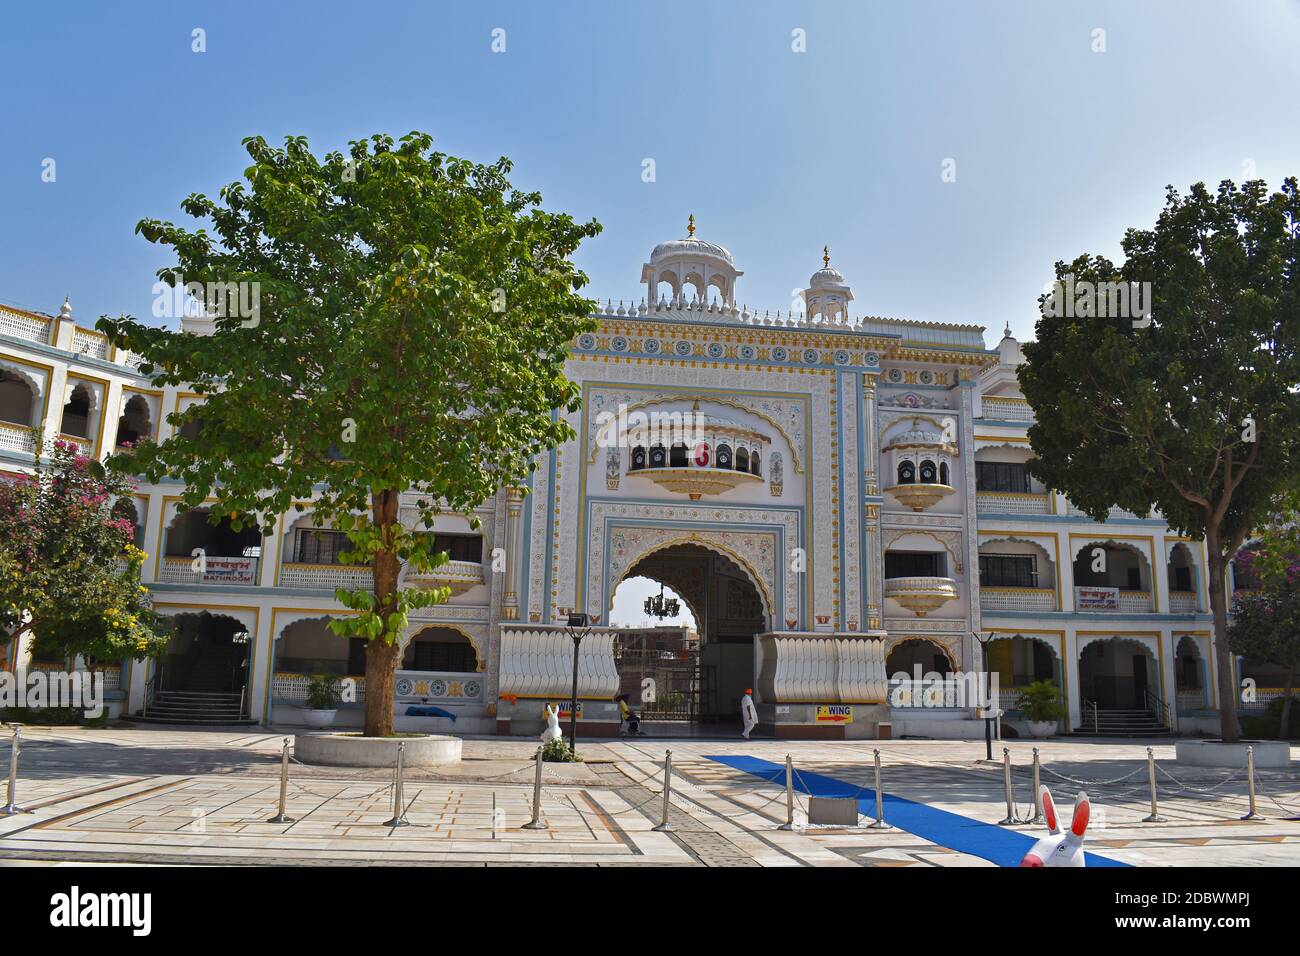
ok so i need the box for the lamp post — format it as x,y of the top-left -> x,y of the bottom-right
565,613 -> 591,756
972,630 -> 998,762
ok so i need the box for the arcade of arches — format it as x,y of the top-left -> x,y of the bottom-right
611,543 -> 766,725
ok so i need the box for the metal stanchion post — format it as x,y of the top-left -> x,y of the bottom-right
266,736 -> 295,823
868,748 -> 891,829
1,726 -> 32,817
1028,748 -> 1043,824
997,747 -> 1018,825
1141,747 -> 1164,822
384,742 -> 410,827
653,749 -> 673,832
779,753 -> 795,830
522,746 -> 548,830
1241,745 -> 1262,821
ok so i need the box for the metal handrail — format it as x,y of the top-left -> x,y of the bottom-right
1083,698 -> 1098,734
1143,687 -> 1171,729
143,672 -> 158,717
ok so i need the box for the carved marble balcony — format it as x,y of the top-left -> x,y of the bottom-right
884,576 -> 959,617
884,482 -> 955,512
979,586 -> 1057,611
0,422 -> 37,454
1169,590 -> 1199,614
278,559 -> 484,592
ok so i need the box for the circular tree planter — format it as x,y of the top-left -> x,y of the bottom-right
1174,739 -> 1292,769
294,733 -> 462,767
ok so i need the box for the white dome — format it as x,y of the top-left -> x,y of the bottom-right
886,420 -> 944,448
808,266 -> 846,289
650,236 -> 734,265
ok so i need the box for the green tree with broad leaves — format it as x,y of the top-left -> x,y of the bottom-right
1020,179 -> 1300,743
99,132 -> 599,736
1228,502 -> 1300,739
0,437 -> 167,668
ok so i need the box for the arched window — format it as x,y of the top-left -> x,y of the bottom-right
750,450 -> 761,476
110,498 -> 144,548
649,443 -> 667,468
939,461 -> 949,485
116,394 -> 152,447
736,447 -> 750,472
630,445 -> 646,471
0,370 -> 36,426
402,627 -> 478,673
919,459 -> 937,483
716,443 -> 733,469
669,442 -> 688,467
898,460 -> 915,484
61,384 -> 91,438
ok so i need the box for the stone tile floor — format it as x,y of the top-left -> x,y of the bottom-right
0,726 -> 1296,866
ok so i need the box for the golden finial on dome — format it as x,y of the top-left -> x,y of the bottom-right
823,245 -> 830,268
687,214 -> 696,238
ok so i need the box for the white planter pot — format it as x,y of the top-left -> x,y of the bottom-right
1027,720 -> 1056,739
1175,739 -> 1292,769
301,709 -> 338,728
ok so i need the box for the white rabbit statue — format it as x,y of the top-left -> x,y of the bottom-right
540,703 -> 563,743
1019,786 -> 1090,867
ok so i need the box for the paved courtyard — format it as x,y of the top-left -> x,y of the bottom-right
0,725 -> 1296,866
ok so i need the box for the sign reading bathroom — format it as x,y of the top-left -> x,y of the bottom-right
815,705 -> 853,723
1075,586 -> 1119,609
201,555 -> 256,584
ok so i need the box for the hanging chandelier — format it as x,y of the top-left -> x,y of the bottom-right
643,583 -> 680,620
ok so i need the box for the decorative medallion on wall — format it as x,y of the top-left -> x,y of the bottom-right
771,346 -> 789,361
674,340 -> 693,356
610,336 -> 628,352
577,333 -> 597,350
644,338 -> 661,354
834,349 -> 851,365
706,342 -> 725,358
919,369 -> 935,385
802,348 -> 820,364
887,368 -> 904,384
740,344 -> 757,360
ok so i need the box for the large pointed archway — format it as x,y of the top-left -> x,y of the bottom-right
609,542 -> 768,727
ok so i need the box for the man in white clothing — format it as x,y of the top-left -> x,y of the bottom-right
740,688 -> 758,739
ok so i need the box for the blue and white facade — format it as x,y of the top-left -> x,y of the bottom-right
0,227 -> 1230,737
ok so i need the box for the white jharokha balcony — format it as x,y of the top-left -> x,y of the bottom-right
975,491 -> 1051,514
0,422 -> 36,454
885,482 -> 955,512
884,576 -> 959,616
979,586 -> 1057,611
278,559 -> 485,592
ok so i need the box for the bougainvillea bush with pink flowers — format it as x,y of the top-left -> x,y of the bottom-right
0,438 -> 168,668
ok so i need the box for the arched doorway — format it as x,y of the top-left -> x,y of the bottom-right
609,542 -> 767,728
1078,637 -> 1156,711
149,612 -> 253,722
1175,635 -> 1208,712
886,638 -> 953,678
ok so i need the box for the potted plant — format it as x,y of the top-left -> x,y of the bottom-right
302,673 -> 342,728
1016,680 -> 1063,738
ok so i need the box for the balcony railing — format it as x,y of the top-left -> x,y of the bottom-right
409,559 -> 487,591
981,396 -> 1036,421
884,576 -> 960,616
1064,500 -> 1152,520
278,559 -> 485,591
975,491 -> 1051,514
980,586 -> 1057,611
1073,586 -> 1153,612
1169,590 -> 1199,614
0,422 -> 37,454
160,554 -> 260,585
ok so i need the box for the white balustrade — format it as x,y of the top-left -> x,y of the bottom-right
979,587 -> 1057,611
762,635 -> 887,703
279,562 -> 373,589
498,626 -> 619,699
975,491 -> 1050,514
981,397 -> 1036,421
0,422 -> 37,454
0,307 -> 52,343
71,328 -> 110,360
1169,591 -> 1198,613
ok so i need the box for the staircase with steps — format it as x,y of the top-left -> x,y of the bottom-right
136,690 -> 255,725
1074,707 -> 1171,737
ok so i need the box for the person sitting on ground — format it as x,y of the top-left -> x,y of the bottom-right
615,693 -> 643,735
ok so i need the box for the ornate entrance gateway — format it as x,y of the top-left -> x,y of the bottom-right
612,543 -> 767,726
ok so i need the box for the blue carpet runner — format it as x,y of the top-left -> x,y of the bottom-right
706,754 -> 1128,867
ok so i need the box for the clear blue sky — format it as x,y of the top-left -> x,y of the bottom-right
2,0 -> 1298,343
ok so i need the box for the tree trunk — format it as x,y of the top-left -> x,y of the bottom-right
1280,664 -> 1295,742
1206,540 -> 1241,743
363,489 -> 402,738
